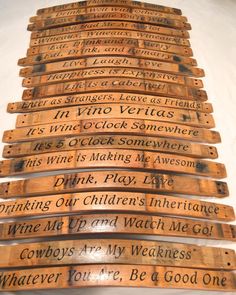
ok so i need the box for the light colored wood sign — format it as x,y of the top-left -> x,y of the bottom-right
7,93 -> 212,114
3,119 -> 221,144
22,69 -> 203,89
0,149 -> 226,178
24,68 -> 189,89
19,46 -> 197,67
30,6 -> 188,23
27,38 -> 193,57
0,213 -> 235,241
3,134 -> 218,159
0,191 -> 233,221
28,12 -> 191,31
30,21 -> 190,39
0,264 -> 235,292
29,29 -> 190,47
21,79 -> 207,101
36,1 -> 183,16
0,170 -> 229,199
15,104 -> 213,129
19,56 -> 204,78
0,239 -> 234,269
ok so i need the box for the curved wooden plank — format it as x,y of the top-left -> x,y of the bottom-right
29,29 -> 190,47
0,265 -> 235,292
0,239 -> 234,269
21,79 -> 207,101
30,6 -> 188,23
30,21 -> 190,39
28,13 -> 191,31
20,68 -> 202,89
15,104 -> 213,129
27,38 -> 193,57
2,135 -> 218,159
0,213 -> 235,241
0,149 -> 226,178
19,56 -> 204,78
0,170 -> 229,199
0,191 -> 233,221
7,93 -> 212,114
36,0 -> 183,16
3,119 -> 221,144
19,46 -> 197,67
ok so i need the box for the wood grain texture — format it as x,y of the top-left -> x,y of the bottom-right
2,134 -> 218,159
19,56 -> 204,78
0,1 -> 233,293
29,29 -> 190,47
0,191 -> 233,221
19,46 -> 197,67
20,56 -> 204,81
0,213 -> 235,241
0,149 -> 226,178
0,170 -> 229,199
7,93 -> 212,114
15,104 -> 213,129
21,79 -> 207,101
3,119 -> 221,144
30,6 -> 188,23
27,38 -> 193,57
28,13 -> 191,31
30,21 -> 190,39
36,0 -> 183,16
0,265 -> 235,292
0,239 -> 234,269
21,67 -> 203,89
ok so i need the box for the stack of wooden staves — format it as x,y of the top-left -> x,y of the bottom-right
0,0 -> 235,292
